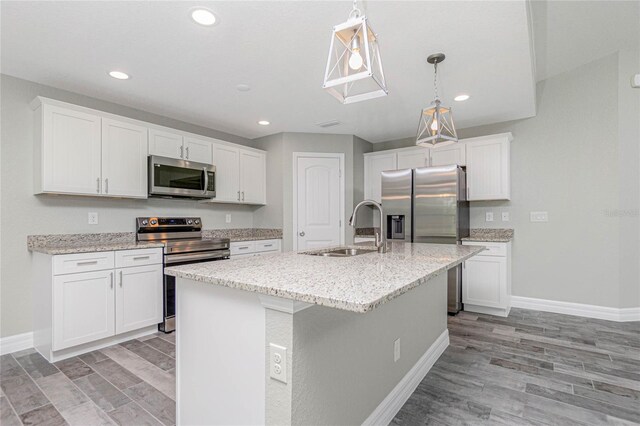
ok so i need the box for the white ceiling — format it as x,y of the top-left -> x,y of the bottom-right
1,1 -> 539,142
531,0 -> 639,82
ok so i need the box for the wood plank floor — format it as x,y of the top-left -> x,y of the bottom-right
1,308 -> 638,425
0,332 -> 176,426
392,308 -> 640,425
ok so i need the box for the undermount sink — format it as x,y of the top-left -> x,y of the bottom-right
304,247 -> 377,257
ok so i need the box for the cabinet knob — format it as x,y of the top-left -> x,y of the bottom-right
299,231 -> 305,237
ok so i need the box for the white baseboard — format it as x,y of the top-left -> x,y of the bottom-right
0,332 -> 34,355
363,329 -> 449,426
511,296 -> 640,322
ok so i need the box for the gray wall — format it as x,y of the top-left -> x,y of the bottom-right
0,75 -> 260,338
370,52 -> 639,309
254,133 -> 372,252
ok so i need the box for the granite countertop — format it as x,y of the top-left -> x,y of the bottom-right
27,228 -> 283,255
165,241 -> 484,313
462,228 -> 514,242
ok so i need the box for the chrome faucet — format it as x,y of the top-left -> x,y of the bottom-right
349,200 -> 388,253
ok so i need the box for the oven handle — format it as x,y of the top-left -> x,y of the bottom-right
164,250 -> 230,265
203,167 -> 209,195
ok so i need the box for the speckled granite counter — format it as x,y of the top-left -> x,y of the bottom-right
462,228 -> 514,242
165,241 -> 483,313
28,228 -> 283,255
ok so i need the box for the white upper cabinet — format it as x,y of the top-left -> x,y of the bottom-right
149,128 -> 184,160
465,134 -> 512,201
397,147 -> 430,169
364,152 -> 397,203
184,136 -> 213,164
101,118 -> 148,198
36,103 -> 102,195
239,150 -> 266,204
212,144 -> 240,202
430,144 -> 466,167
211,144 -> 266,205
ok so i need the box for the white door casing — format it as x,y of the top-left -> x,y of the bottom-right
293,153 -> 344,250
101,118 -> 148,198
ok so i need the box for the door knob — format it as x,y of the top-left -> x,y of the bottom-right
299,231 -> 305,237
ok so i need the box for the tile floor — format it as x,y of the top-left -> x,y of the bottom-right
1,308 -> 638,425
0,332 -> 176,426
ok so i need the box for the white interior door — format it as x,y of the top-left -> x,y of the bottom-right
295,155 -> 342,250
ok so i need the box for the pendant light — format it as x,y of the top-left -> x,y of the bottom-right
323,0 -> 388,104
416,53 -> 458,147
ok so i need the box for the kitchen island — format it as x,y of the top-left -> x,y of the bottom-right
165,241 -> 483,425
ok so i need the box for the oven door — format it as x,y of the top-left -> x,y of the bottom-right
149,155 -> 215,199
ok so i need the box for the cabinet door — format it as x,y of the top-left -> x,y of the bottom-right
364,153 -> 397,202
239,150 -> 266,204
212,144 -> 240,202
149,128 -> 184,159
101,118 -> 148,198
184,137 -> 213,164
463,256 -> 507,308
430,144 -> 466,167
53,270 -> 115,350
466,138 -> 510,200
397,148 -> 429,169
42,105 -> 102,195
115,265 -> 163,334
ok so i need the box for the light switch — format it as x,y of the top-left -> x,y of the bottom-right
485,212 -> 494,222
88,212 -> 99,225
530,211 -> 548,222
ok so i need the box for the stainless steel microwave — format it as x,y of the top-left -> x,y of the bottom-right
148,156 -> 215,199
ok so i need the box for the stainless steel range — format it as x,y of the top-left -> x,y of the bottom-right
136,217 -> 230,332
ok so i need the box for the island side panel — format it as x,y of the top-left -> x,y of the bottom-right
290,273 -> 447,425
176,278 -> 266,425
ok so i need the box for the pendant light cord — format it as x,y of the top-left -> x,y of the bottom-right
433,61 -> 439,101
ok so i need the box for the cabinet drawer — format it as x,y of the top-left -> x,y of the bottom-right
462,241 -> 507,257
254,239 -> 280,253
230,241 -> 256,256
53,252 -> 115,275
116,248 -> 163,268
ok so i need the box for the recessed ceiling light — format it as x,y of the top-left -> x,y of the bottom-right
191,8 -> 217,26
236,84 -> 251,92
108,71 -> 129,80
257,120 -> 270,126
454,94 -> 470,102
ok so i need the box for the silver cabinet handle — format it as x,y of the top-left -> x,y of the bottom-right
110,272 -> 114,289
237,191 -> 240,201
104,178 -> 109,194
263,244 -> 273,247
119,270 -> 123,287
239,246 -> 249,250
242,191 -> 245,201
299,231 -> 305,237
180,145 -> 184,158
186,146 -> 190,159
96,178 -> 100,194
77,260 -> 98,266
133,256 -> 150,260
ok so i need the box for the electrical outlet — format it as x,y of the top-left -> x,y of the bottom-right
269,343 -> 287,383
502,212 -> 510,222
485,212 -> 494,222
394,338 -> 401,362
88,212 -> 99,225
225,214 -> 231,224
530,211 -> 549,222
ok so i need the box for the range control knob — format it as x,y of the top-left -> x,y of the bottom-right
142,219 -> 148,226
194,219 -> 200,225
150,219 -> 158,225
187,219 -> 193,225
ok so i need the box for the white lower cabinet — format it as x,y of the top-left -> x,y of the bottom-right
462,241 -> 511,317
115,265 -> 163,334
35,248 -> 163,361
230,239 -> 281,258
53,270 -> 115,351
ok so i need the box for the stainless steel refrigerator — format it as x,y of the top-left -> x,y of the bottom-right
381,165 -> 469,313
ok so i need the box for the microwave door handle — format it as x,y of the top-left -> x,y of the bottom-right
203,167 -> 208,194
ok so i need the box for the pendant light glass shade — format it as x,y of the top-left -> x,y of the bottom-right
416,54 -> 458,147
323,7 -> 388,104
